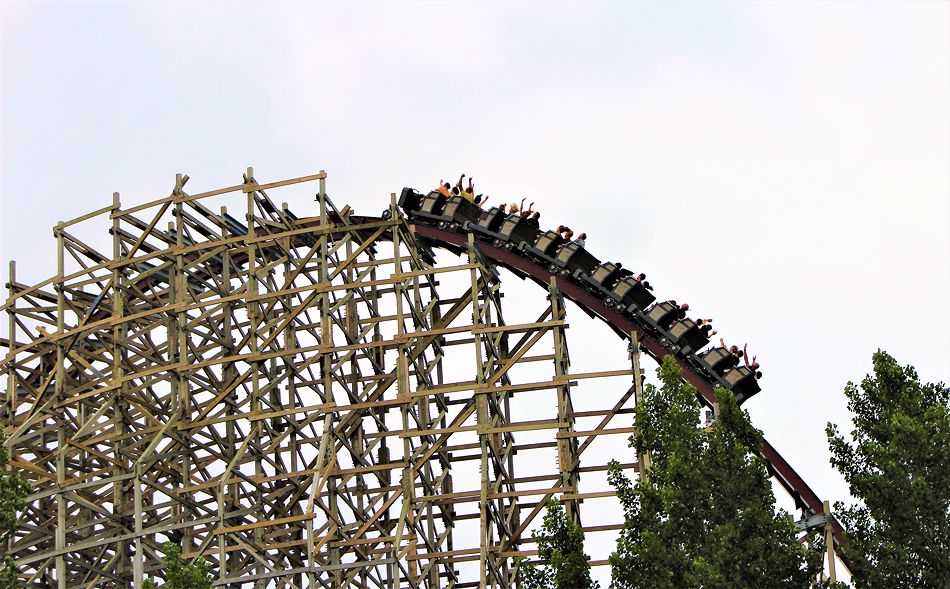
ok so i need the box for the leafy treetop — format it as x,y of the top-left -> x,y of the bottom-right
608,356 -> 826,589
0,432 -> 30,589
827,350 -> 950,588
144,542 -> 214,589
518,499 -> 600,589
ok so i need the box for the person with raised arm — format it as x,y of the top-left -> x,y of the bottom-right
743,344 -> 762,379
720,338 -> 744,367
436,180 -> 451,197
519,198 -> 535,218
698,318 -> 716,337
461,176 -> 476,202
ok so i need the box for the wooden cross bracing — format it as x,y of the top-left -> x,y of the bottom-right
2,172 -> 647,588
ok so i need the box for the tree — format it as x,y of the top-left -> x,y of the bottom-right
0,432 -> 30,589
518,499 -> 599,589
608,356 -> 823,589
826,350 -> 950,588
144,542 -> 215,589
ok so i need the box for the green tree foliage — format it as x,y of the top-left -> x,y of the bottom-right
608,356 -> 823,589
518,499 -> 599,589
144,542 -> 214,589
0,559 -> 18,589
0,432 -> 30,589
827,350 -> 950,588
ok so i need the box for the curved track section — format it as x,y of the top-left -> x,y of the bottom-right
406,220 -> 844,542
0,172 -> 845,588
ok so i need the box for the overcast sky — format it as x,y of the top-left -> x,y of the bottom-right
2,0 -> 948,582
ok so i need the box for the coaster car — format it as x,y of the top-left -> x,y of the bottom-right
609,277 -> 656,312
584,262 -> 622,294
398,187 -> 425,213
697,346 -> 738,376
496,214 -> 541,250
553,241 -> 599,277
524,230 -> 565,266
644,301 -> 679,331
723,366 -> 761,404
667,318 -> 709,354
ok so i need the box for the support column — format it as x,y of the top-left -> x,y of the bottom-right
630,332 -> 651,483
54,220 -> 66,589
470,234 -> 493,589
245,168 -> 268,589
172,174 -> 194,554
549,277 -> 581,524
4,261 -> 16,421
111,192 -> 133,586
393,195 -> 409,589
133,464 -> 143,588
824,501 -> 837,583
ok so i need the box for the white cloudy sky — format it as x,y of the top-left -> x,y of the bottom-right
2,0 -> 948,581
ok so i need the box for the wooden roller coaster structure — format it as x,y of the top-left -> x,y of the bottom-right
1,170 -> 843,588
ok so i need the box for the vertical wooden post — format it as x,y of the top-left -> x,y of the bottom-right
110,192 -> 133,586
631,332 -> 651,483
133,464 -> 143,588
5,260 -> 17,420
470,233 -> 493,589
392,193 -> 408,588
173,175 -> 193,555
550,277 -> 581,525
824,500 -> 837,583
54,220 -> 66,589
219,203 -> 238,588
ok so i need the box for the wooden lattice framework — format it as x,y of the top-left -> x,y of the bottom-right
1,170 -> 650,588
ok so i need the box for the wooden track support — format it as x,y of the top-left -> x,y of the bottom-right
2,171 -> 657,588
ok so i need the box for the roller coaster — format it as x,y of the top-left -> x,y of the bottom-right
1,170 -> 844,587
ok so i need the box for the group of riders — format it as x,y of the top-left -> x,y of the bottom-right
433,173 -> 761,380
435,174 -> 586,248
